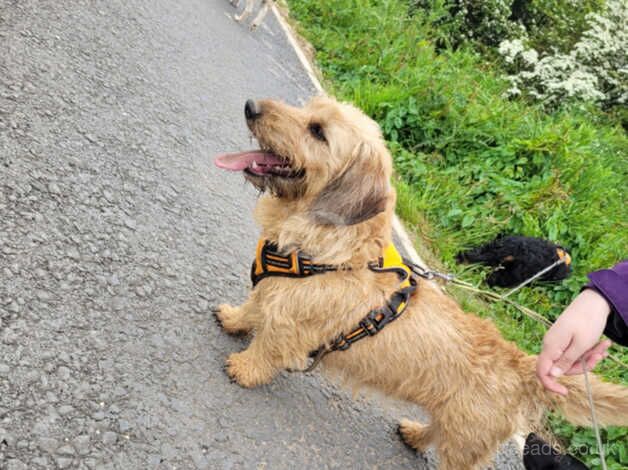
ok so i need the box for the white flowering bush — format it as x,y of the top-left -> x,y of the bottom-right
499,0 -> 628,109
510,0 -> 604,53
409,0 -> 522,47
448,0 -> 523,46
408,0 -> 601,52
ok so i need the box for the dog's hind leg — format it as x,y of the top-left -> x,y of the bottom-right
234,0 -> 255,22
434,403 -> 513,470
250,0 -> 270,30
398,419 -> 436,453
437,434 -> 503,470
399,415 -> 493,469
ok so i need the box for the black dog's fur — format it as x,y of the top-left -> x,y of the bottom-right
523,433 -> 589,470
456,235 -> 571,288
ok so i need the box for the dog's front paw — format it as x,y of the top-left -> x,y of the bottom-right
397,419 -> 433,453
225,352 -> 273,388
213,304 -> 251,336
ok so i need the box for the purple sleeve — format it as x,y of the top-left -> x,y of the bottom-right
587,260 -> 628,325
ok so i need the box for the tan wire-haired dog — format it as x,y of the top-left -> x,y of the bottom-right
214,96 -> 628,469
230,0 -> 274,31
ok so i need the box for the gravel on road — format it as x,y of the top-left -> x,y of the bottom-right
0,1 -> 523,468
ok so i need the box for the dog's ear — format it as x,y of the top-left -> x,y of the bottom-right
310,141 -> 390,226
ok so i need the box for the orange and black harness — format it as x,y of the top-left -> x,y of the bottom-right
251,240 -> 417,370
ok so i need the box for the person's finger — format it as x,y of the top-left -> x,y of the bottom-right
539,372 -> 567,395
598,338 -> 612,354
564,353 -> 600,375
564,340 -> 612,375
549,338 -> 587,380
537,340 -> 569,395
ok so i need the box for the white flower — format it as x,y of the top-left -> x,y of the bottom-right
498,39 -> 525,64
521,49 -> 539,66
500,0 -> 627,107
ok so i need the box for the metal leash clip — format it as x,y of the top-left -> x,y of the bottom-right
403,258 -> 455,282
301,347 -> 330,373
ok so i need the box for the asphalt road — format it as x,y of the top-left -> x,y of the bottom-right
0,1 -> 523,468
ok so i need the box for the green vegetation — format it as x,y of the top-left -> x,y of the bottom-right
408,0 -> 604,53
286,0 -> 628,467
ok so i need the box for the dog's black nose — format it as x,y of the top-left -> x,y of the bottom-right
245,99 -> 261,121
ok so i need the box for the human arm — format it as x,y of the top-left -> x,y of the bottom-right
536,260 -> 627,395
588,260 -> 628,346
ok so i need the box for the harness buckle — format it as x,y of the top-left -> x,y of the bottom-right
359,315 -> 380,336
334,334 -> 351,351
297,254 -> 311,274
360,306 -> 396,335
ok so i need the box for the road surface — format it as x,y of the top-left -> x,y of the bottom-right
0,0 -> 523,468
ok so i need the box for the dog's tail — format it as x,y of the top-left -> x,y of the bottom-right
521,356 -> 628,427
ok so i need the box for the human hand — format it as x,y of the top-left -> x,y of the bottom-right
536,289 -> 612,395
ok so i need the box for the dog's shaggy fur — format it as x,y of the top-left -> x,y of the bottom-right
230,0 -> 274,31
214,97 -> 628,469
456,235 -> 572,288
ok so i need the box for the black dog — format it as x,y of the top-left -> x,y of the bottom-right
523,433 -> 589,470
456,235 -> 572,288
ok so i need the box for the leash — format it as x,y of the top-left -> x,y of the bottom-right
581,357 -> 608,470
406,258 -> 613,468
406,257 -> 566,300
501,258 -> 566,299
405,259 -> 627,370
267,240 -> 611,466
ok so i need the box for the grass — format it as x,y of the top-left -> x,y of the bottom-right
285,1 -> 628,468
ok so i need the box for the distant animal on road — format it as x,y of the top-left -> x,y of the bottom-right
213,96 -> 628,469
230,0 -> 274,31
456,235 -> 572,288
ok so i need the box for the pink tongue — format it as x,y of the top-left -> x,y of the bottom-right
214,151 -> 284,171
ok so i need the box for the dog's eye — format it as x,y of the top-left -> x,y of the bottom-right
308,122 -> 326,142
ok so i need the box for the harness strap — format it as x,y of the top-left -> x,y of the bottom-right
327,278 -> 416,353
306,248 -> 417,369
250,239 -> 418,372
251,239 -> 339,286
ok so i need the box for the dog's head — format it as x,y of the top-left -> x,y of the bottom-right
215,96 -> 393,226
